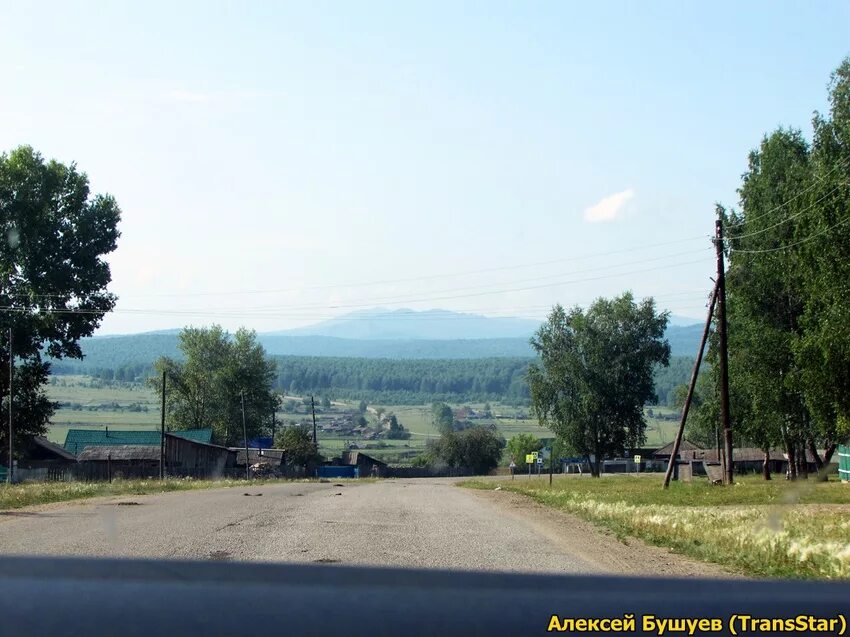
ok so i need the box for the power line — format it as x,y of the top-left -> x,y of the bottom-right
205,247 -> 713,313
0,256 -> 713,319
726,157 -> 849,229
724,181 -> 848,241
5,234 -> 710,301
730,214 -> 850,255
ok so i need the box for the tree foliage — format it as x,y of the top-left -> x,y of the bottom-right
431,402 -> 455,436
528,294 -> 670,476
0,146 -> 120,455
505,433 -> 543,466
51,342 -> 695,408
151,326 -> 280,446
706,57 -> 850,477
274,424 -> 321,467
427,426 -> 505,474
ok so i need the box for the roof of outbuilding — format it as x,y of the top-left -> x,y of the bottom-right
77,445 -> 160,461
342,451 -> 387,467
63,428 -> 213,453
31,436 -> 78,461
652,439 -> 702,457
702,448 -> 828,463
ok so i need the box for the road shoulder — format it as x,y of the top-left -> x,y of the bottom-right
467,487 -> 740,579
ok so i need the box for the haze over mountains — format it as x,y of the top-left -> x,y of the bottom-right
275,308 -> 544,340
61,309 -> 703,372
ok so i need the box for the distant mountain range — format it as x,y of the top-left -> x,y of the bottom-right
270,307 -> 701,340
272,308 -> 543,340
55,309 -> 702,372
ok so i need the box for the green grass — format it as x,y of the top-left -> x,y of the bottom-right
0,478 -> 262,510
0,477 -> 373,511
47,375 -> 158,405
643,418 -> 679,447
462,475 -> 850,579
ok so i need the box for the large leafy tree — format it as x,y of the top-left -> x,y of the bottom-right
796,58 -> 850,455
505,432 -> 542,466
428,426 -> 505,474
723,128 -> 814,477
1,146 -> 120,457
273,424 -> 322,467
528,294 -> 670,477
431,402 -> 455,436
152,326 -> 281,445
717,59 -> 850,476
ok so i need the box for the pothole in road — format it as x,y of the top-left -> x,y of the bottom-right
116,501 -> 141,506
209,550 -> 232,561
313,558 -> 340,564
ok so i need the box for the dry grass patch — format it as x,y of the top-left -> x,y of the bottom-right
463,475 -> 850,579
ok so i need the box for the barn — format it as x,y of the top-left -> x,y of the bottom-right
69,429 -> 235,479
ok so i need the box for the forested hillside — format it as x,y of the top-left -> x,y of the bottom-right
274,356 -> 532,404
46,317 -> 700,406
52,353 -> 694,407
51,323 -> 702,372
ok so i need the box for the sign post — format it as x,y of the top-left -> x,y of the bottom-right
525,453 -> 535,478
633,454 -> 642,474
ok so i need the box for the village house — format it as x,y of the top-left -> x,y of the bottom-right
67,428 -> 235,479
12,436 -> 78,482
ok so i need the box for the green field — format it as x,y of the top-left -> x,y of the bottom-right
48,375 -> 159,405
45,377 -> 682,459
463,475 -> 850,579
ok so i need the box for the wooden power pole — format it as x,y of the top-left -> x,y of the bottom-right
310,395 -> 318,446
715,218 -> 734,485
7,328 -> 12,485
663,284 -> 717,488
159,371 -> 166,480
241,390 -> 250,480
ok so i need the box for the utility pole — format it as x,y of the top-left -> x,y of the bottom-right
7,328 -> 12,485
549,444 -> 555,487
241,390 -> 250,480
715,218 -> 734,485
663,284 -> 717,488
159,371 -> 166,480
310,395 -> 318,446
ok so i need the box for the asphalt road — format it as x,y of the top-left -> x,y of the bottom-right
0,479 -> 727,576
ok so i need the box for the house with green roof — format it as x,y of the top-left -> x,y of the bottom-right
63,428 -> 213,455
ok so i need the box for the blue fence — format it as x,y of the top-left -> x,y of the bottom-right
317,466 -> 359,479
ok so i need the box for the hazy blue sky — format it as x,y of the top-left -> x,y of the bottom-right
2,1 -> 848,334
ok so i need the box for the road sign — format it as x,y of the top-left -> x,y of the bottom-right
509,461 -> 516,469
531,451 -> 539,460
633,454 -> 642,464
536,458 -> 543,465
525,454 -> 534,464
